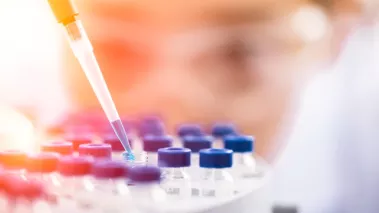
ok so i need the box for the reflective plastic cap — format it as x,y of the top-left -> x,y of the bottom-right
138,122 -> 165,137
78,144 -> 112,159
143,135 -> 173,152
158,147 -> 191,168
138,116 -> 165,136
182,135 -> 213,152
64,134 -> 94,151
0,150 -> 27,170
26,152 -> 59,173
224,135 -> 254,153
199,148 -> 233,169
211,123 -> 237,138
58,156 -> 93,176
41,141 -> 73,155
92,160 -> 127,179
103,134 -> 132,152
3,176 -> 44,199
129,166 -> 161,183
176,124 -> 204,137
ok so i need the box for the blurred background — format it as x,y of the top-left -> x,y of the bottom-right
0,0 -> 378,212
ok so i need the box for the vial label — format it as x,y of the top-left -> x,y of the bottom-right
202,189 -> 216,197
192,188 -> 200,197
165,187 -> 180,195
242,173 -> 262,178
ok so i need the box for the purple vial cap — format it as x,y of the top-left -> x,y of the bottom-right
176,124 -> 204,137
103,134 -> 132,152
92,160 -> 127,179
182,135 -> 213,152
142,135 -> 173,152
58,156 -> 93,176
211,123 -> 237,138
78,144 -> 112,159
41,141 -> 73,155
64,134 -> 94,151
26,152 -> 59,173
158,147 -> 191,168
129,166 -> 161,183
0,150 -> 27,170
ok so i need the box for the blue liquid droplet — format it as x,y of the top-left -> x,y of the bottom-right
122,152 -> 135,161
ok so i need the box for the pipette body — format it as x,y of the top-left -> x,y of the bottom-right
47,0 -> 134,160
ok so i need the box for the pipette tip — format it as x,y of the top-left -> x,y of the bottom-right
110,119 -> 134,157
122,152 -> 136,161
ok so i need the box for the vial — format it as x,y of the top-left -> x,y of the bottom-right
25,152 -> 60,195
0,169 -> 7,211
182,135 -> 213,179
88,160 -> 132,213
3,176 -> 50,213
103,134 -> 133,160
224,135 -> 257,178
142,135 -> 173,165
41,141 -> 73,156
78,144 -> 112,160
56,156 -> 94,211
197,148 -> 234,198
0,150 -> 27,176
64,134 -> 94,153
158,147 -> 192,199
211,123 -> 237,148
224,135 -> 257,193
128,166 -> 167,211
176,124 -> 204,138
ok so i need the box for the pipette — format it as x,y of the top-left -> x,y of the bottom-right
47,0 -> 134,160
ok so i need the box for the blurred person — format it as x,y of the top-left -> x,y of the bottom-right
61,0 -> 364,161
0,0 -> 376,212
272,8 -> 379,213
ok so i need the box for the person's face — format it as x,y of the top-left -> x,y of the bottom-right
63,0 -> 357,159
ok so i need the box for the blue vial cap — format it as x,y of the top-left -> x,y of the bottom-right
143,135 -> 173,152
182,135 -> 213,153
211,123 -> 237,138
199,148 -> 233,169
176,124 -> 204,137
64,134 -> 94,151
128,166 -> 161,182
92,160 -> 127,179
158,147 -> 191,168
224,135 -> 254,153
41,141 -> 73,155
78,144 -> 112,159
103,134 -> 132,152
58,156 -> 93,176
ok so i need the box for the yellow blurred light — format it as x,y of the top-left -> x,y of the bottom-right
0,106 -> 35,152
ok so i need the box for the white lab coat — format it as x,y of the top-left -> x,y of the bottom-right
272,23 -> 379,213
